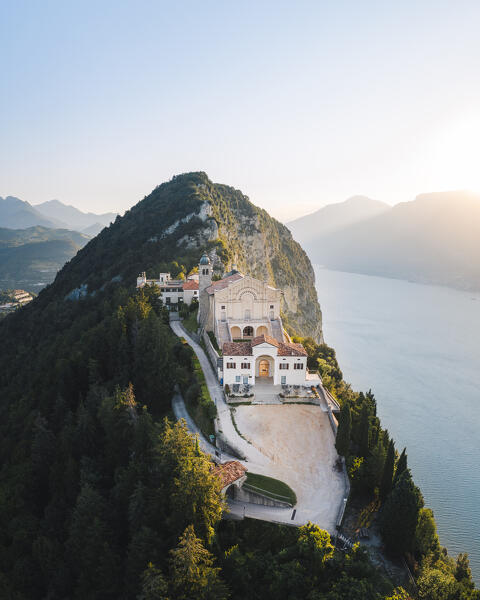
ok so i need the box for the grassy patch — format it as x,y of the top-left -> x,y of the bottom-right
182,308 -> 198,334
244,473 -> 297,506
184,354 -> 217,438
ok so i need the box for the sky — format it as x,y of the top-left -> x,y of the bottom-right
2,0 -> 480,222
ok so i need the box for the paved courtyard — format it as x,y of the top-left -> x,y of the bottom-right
233,404 -> 345,532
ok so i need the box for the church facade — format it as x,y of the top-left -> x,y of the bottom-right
197,253 -> 315,387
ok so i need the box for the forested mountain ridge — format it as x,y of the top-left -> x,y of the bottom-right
51,171 -> 323,341
0,173 -> 476,598
0,227 -> 91,293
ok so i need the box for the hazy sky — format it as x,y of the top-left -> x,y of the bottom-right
2,0 -> 480,221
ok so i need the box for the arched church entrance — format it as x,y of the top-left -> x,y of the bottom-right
243,325 -> 254,338
259,359 -> 270,377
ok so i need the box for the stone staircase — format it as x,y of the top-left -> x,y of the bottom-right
270,318 -> 285,342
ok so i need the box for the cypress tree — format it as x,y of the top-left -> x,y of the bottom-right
335,402 -> 351,457
380,439 -> 395,501
380,470 -> 424,555
359,404 -> 370,457
393,448 -> 407,486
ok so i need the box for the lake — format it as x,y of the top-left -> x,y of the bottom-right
314,267 -> 480,582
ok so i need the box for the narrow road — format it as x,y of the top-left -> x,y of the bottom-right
171,385 -> 219,457
169,318 -> 268,467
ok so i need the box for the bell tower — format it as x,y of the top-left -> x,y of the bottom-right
198,253 -> 212,328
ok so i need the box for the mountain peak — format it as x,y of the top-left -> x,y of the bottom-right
287,195 -> 390,243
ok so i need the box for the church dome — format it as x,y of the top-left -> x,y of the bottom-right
199,253 -> 211,265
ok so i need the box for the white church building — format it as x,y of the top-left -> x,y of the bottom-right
196,253 -> 318,388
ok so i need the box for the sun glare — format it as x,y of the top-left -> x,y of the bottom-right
426,115 -> 480,193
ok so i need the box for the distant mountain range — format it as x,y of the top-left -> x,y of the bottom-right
0,197 -> 117,291
0,196 -> 117,235
0,196 -> 63,229
288,195 -> 390,243
289,191 -> 480,292
34,199 -> 117,235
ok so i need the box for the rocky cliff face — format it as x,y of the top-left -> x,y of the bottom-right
54,172 -> 323,341
165,174 -> 323,341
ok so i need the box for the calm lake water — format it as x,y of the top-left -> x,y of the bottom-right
314,267 -> 480,582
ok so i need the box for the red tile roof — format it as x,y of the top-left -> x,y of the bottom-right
223,336 -> 307,357
183,280 -> 199,290
277,342 -> 308,357
213,461 -> 247,488
223,341 -> 253,356
251,334 -> 280,347
251,334 -> 307,356
206,273 -> 244,294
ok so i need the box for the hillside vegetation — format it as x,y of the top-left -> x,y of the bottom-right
51,171 -> 322,341
0,173 -> 476,598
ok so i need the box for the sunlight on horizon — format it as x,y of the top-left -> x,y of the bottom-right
422,114 -> 480,195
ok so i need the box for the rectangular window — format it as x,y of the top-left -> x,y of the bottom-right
235,376 -> 241,383
279,363 -> 289,370
270,305 -> 274,309
226,362 -> 236,369
294,363 -> 304,370
241,363 -> 250,369
221,305 -> 226,309
281,375 -> 286,385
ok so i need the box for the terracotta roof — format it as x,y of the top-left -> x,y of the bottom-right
206,273 -> 244,294
252,334 -> 307,356
183,280 -> 199,290
223,337 -> 307,357
223,341 -> 253,356
251,334 -> 280,347
277,342 -> 308,357
213,461 -> 247,488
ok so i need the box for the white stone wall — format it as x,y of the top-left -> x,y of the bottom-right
274,356 -> 308,385
222,356 -> 255,386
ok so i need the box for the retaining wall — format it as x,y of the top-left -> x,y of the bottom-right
202,330 -> 220,371
233,485 -> 292,508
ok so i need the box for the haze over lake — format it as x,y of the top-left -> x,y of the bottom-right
315,267 -> 480,582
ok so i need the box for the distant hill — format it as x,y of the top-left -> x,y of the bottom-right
0,226 -> 90,248
81,221 -> 108,236
287,195 -> 389,244
0,227 -> 90,292
0,196 -> 65,229
299,190 -> 480,291
34,199 -> 117,233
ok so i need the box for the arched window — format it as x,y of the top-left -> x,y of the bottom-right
243,326 -> 254,338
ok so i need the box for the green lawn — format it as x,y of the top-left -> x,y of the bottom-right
244,472 -> 297,506
182,308 -> 198,334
